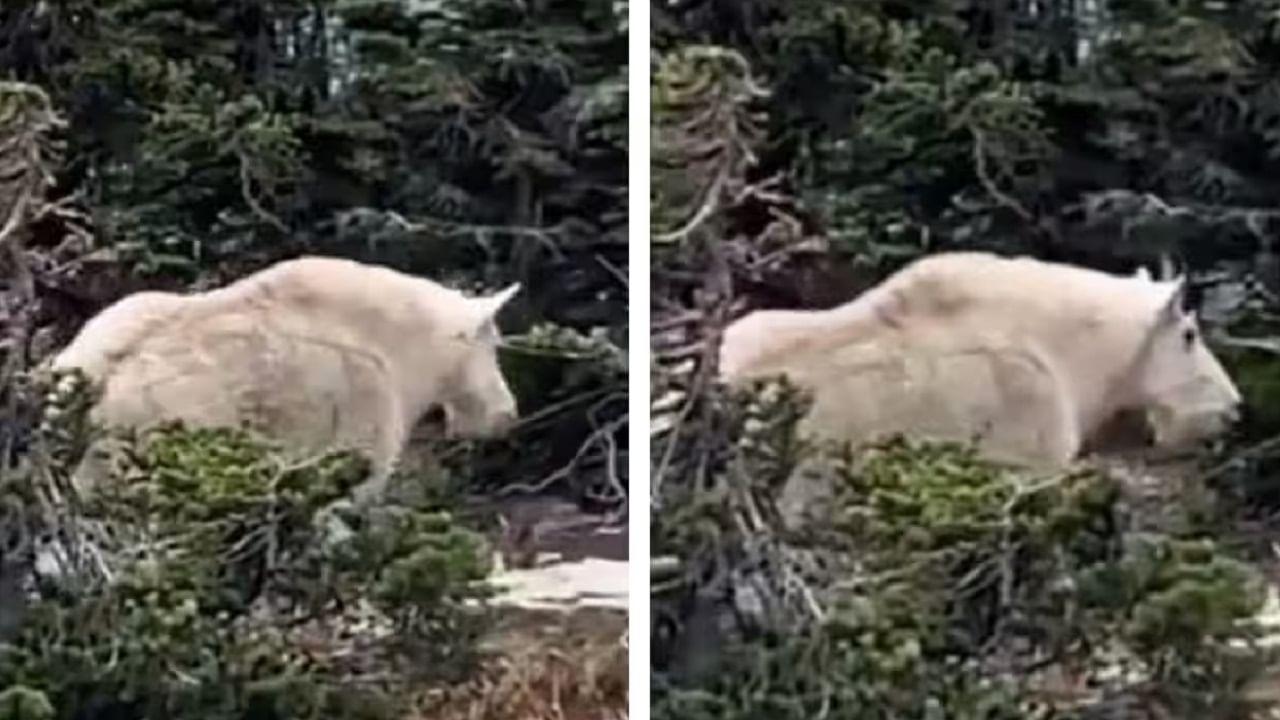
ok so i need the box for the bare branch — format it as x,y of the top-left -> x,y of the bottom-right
971,127 -> 1034,224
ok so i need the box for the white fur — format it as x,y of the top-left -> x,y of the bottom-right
720,252 -> 1242,468
52,291 -> 186,377
52,256 -> 520,502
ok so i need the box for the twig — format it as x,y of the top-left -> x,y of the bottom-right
595,254 -> 629,289
1198,433 -> 1280,484
382,209 -> 565,257
507,387 -> 619,434
653,161 -> 730,244
498,415 -> 627,497
237,154 -> 289,234
971,126 -> 1034,224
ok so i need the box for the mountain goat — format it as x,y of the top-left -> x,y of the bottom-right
53,256 -> 521,503
720,252 -> 1242,468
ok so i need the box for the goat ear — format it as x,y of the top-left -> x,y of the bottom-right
473,283 -> 521,320
1159,276 -> 1187,323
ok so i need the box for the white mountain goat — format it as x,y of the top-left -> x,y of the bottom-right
720,251 -> 1242,468
52,255 -> 521,504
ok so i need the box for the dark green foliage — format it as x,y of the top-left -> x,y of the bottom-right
0,375 -> 491,720
0,687 -> 53,720
823,440 -> 1265,706
651,0 -> 1280,292
653,384 -> 1270,719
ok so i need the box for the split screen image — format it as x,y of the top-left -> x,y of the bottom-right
4,3 -> 1280,719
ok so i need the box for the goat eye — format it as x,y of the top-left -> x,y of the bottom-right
1183,328 -> 1197,348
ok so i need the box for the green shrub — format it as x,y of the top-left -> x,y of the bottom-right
653,382 -> 1271,720
0,371 -> 492,720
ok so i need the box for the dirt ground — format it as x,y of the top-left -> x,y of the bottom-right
410,494 -> 629,720
412,605 -> 628,720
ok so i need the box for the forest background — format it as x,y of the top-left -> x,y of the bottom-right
652,1 -> 1280,718
0,0 -> 628,718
